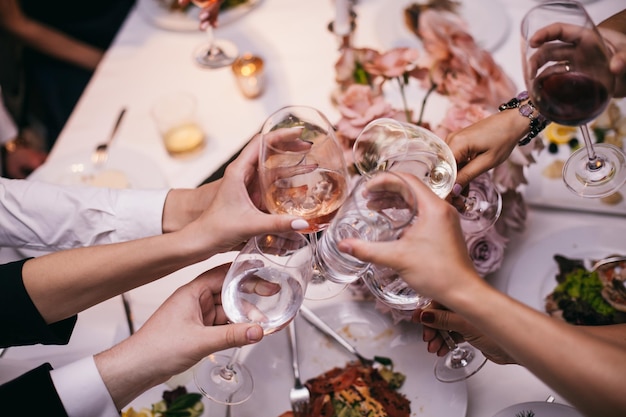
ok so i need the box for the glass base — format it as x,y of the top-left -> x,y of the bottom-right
194,40 -> 239,69
434,342 -> 487,383
563,143 -> 626,198
194,354 -> 253,404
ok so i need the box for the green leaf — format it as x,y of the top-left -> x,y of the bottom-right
374,355 -> 393,366
165,393 -> 203,412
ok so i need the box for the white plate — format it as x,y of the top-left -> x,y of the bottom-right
28,147 -> 168,190
492,401 -> 584,417
231,300 -> 468,417
137,0 -> 262,32
506,225 -> 626,312
375,0 -> 510,52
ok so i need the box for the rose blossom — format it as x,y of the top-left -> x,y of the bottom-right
362,47 -> 421,79
465,227 -> 508,277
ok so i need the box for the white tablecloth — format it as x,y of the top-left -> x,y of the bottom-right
3,0 -> 626,415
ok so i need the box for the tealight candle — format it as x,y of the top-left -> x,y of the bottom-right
231,54 -> 265,99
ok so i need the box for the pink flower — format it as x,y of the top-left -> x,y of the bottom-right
496,189 -> 528,236
362,47 -> 421,79
335,84 -> 404,142
434,103 -> 492,139
465,227 -> 508,277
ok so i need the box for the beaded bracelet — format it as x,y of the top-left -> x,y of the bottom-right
498,91 -> 549,146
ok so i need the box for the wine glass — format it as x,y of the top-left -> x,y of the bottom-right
353,117 -> 488,381
258,105 -> 351,300
315,170 -> 418,285
191,0 -> 239,68
194,231 -> 313,405
453,172 -> 502,236
521,0 -> 626,197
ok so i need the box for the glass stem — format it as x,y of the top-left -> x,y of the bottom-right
204,25 -> 218,56
219,347 -> 241,380
580,124 -> 603,171
440,330 -> 473,369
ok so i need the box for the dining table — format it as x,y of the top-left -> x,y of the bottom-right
2,0 -> 625,416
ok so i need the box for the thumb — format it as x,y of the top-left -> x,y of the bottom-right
201,323 -> 264,353
246,212 -> 311,236
338,238 -> 397,269
418,308 -> 468,335
454,160 -> 489,192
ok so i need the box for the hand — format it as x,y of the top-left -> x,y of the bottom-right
445,110 -> 524,190
95,264 -> 265,409
178,134 -> 310,255
599,27 -> 626,97
414,303 -> 516,365
179,0 -> 223,30
161,180 -> 222,233
3,143 -> 47,179
337,172 -> 479,303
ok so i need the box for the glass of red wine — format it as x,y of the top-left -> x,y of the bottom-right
521,0 -> 626,198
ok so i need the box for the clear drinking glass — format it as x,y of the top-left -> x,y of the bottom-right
521,0 -> 626,197
258,105 -> 351,300
353,117 -> 488,382
315,170 -> 418,285
454,172 -> 502,236
194,231 -> 312,405
191,0 -> 239,68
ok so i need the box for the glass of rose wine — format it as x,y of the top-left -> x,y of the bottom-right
258,105 -> 351,300
194,231 -> 312,405
191,0 -> 239,68
521,0 -> 626,197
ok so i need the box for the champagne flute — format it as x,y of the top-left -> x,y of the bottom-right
258,105 -> 351,300
521,0 -> 626,197
194,231 -> 313,405
353,117 -> 488,381
191,0 -> 239,68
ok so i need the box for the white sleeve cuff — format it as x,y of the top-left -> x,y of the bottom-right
50,356 -> 119,417
112,188 -> 169,241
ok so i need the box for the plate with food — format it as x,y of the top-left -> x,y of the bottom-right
374,0 -> 510,52
137,0 -> 262,32
491,401 -> 584,417
506,225 -> 626,325
230,300 -> 468,417
28,146 -> 168,190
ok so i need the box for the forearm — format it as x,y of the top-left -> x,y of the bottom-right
448,281 -> 626,417
22,231 -> 209,324
6,18 -> 102,70
161,181 -> 219,234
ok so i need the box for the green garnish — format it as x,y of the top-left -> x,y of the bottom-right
554,269 -> 615,317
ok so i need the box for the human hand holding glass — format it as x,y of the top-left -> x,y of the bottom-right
521,0 -> 626,197
258,105 -> 351,299
191,0 -> 238,68
194,231 -> 312,404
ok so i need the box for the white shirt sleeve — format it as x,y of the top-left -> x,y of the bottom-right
50,356 -> 120,417
0,178 -> 169,250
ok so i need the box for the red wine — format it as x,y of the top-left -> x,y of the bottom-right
533,71 -> 609,126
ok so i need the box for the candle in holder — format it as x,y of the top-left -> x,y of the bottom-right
231,54 -> 265,99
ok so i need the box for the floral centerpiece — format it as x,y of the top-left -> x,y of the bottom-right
331,1 -> 542,315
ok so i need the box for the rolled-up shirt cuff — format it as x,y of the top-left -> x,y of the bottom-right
113,188 -> 169,241
51,356 -> 119,417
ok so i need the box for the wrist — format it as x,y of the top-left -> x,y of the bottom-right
498,91 -> 550,146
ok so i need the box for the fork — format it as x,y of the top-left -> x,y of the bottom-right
287,319 -> 310,417
92,108 -> 127,167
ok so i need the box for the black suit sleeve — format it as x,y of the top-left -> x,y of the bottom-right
0,259 -> 77,348
0,363 -> 69,416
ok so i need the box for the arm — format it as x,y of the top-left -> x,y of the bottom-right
22,134 -> 309,325
339,174 -> 626,417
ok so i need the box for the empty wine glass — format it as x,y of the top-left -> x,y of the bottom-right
258,105 -> 351,300
191,0 -> 239,68
353,118 -> 487,381
194,231 -> 313,404
454,172 -> 503,236
521,0 -> 626,197
315,170 -> 418,285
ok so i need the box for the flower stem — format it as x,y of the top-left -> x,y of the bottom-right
417,82 -> 437,126
396,76 -> 412,123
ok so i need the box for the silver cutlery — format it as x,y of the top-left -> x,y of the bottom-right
299,305 -> 377,366
287,319 -> 310,417
92,108 -> 127,167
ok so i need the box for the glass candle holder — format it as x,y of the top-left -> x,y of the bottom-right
231,53 -> 265,99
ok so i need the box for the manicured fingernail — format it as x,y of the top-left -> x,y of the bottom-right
247,326 -> 263,343
291,219 -> 310,230
452,183 -> 463,197
199,21 -> 209,30
337,241 -> 353,255
420,311 -> 435,324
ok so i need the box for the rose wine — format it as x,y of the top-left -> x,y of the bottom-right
533,71 -> 610,126
222,267 -> 304,335
265,169 -> 348,233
